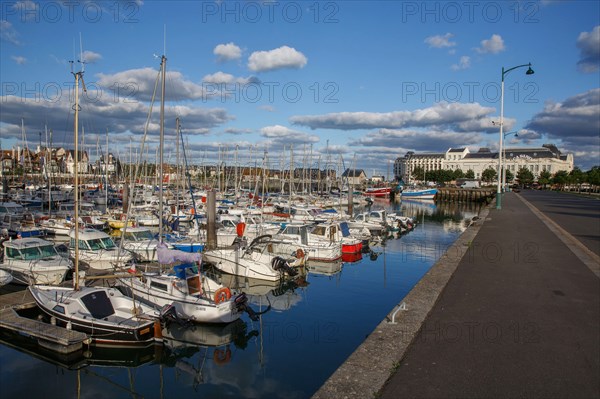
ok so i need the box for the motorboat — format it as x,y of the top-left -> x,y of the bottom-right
28,284 -> 160,347
0,237 -> 72,285
309,221 -> 363,254
272,223 -> 342,262
399,187 -> 438,200
69,227 -> 133,270
118,242 -> 256,323
118,226 -> 161,262
203,235 -> 305,281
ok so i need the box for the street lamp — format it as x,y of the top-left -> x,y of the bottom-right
496,62 -> 534,209
502,130 -> 519,191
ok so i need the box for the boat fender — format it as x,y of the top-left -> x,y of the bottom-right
214,287 -> 232,304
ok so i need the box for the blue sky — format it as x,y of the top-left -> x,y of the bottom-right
1,0 -> 599,176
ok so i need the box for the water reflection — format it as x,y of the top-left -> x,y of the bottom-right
216,272 -> 309,312
307,260 -> 343,277
0,198 -> 484,399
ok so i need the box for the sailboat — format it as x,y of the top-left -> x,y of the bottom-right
115,55 -> 256,323
29,46 -> 162,347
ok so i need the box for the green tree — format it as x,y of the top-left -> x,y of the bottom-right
411,166 -> 425,182
569,167 -> 586,191
505,169 -> 514,184
538,169 -> 552,189
516,167 -> 534,186
453,168 -> 464,179
552,170 -> 569,190
465,169 -> 475,179
586,166 -> 600,192
481,167 -> 497,183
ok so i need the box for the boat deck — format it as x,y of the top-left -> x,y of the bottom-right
0,289 -> 89,353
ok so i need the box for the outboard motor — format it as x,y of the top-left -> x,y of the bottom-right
271,256 -> 298,277
234,293 -> 261,321
159,303 -> 187,326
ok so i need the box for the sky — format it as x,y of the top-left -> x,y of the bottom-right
1,0 -> 599,177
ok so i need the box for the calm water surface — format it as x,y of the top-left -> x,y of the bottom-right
0,199 -> 483,399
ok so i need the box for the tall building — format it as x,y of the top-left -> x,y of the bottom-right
394,144 -> 574,183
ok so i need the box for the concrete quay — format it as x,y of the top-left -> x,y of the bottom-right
312,191 -> 600,399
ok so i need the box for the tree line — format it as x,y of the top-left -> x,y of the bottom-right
410,166 -> 600,191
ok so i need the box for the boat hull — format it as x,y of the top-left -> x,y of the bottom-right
28,285 -> 158,347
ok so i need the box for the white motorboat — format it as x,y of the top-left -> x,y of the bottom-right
272,223 -> 342,262
118,242 -> 259,323
69,227 -> 133,270
203,235 -> 306,281
0,237 -> 72,285
118,226 -> 161,262
28,285 -> 160,347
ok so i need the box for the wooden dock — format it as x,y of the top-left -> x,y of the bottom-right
435,188 -> 495,202
0,289 -> 89,354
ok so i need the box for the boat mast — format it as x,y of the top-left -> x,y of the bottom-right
71,57 -> 86,291
158,55 -> 166,243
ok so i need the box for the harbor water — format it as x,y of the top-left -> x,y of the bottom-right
0,199 -> 483,399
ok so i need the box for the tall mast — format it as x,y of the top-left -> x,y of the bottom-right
71,59 -> 86,290
158,55 -> 166,242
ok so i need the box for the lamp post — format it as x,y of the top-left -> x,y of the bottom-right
496,62 -> 534,209
502,130 -> 519,191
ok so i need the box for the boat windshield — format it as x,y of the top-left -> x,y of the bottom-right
124,230 -> 154,241
85,237 -> 116,250
13,244 -> 55,260
311,226 -> 327,237
38,245 -> 58,257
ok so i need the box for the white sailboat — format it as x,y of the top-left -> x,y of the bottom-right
29,46 -> 161,347
115,55 -> 256,323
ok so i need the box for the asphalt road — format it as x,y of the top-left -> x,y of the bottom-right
379,191 -> 600,399
518,190 -> 600,257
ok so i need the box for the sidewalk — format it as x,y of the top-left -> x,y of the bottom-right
379,192 -> 600,398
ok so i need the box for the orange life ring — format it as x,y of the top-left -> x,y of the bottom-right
296,248 -> 305,259
214,287 -> 231,304
213,347 -> 231,365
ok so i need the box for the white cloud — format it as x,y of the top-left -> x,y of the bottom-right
576,25 -> 600,73
202,71 -> 257,85
82,50 -> 102,64
0,20 -> 20,45
290,102 -> 498,133
451,56 -> 471,71
97,67 -> 208,101
11,1 -> 38,21
224,127 -> 254,135
258,105 -> 276,112
424,33 -> 456,48
11,55 -> 26,65
475,34 -> 505,54
0,93 -> 232,143
214,42 -> 242,62
525,88 -> 600,147
248,46 -> 307,72
260,125 -> 319,144
349,129 -> 483,151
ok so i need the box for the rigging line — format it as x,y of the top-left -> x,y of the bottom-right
115,60 -> 162,258
179,122 -> 203,238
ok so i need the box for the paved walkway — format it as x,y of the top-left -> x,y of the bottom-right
379,192 -> 600,398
